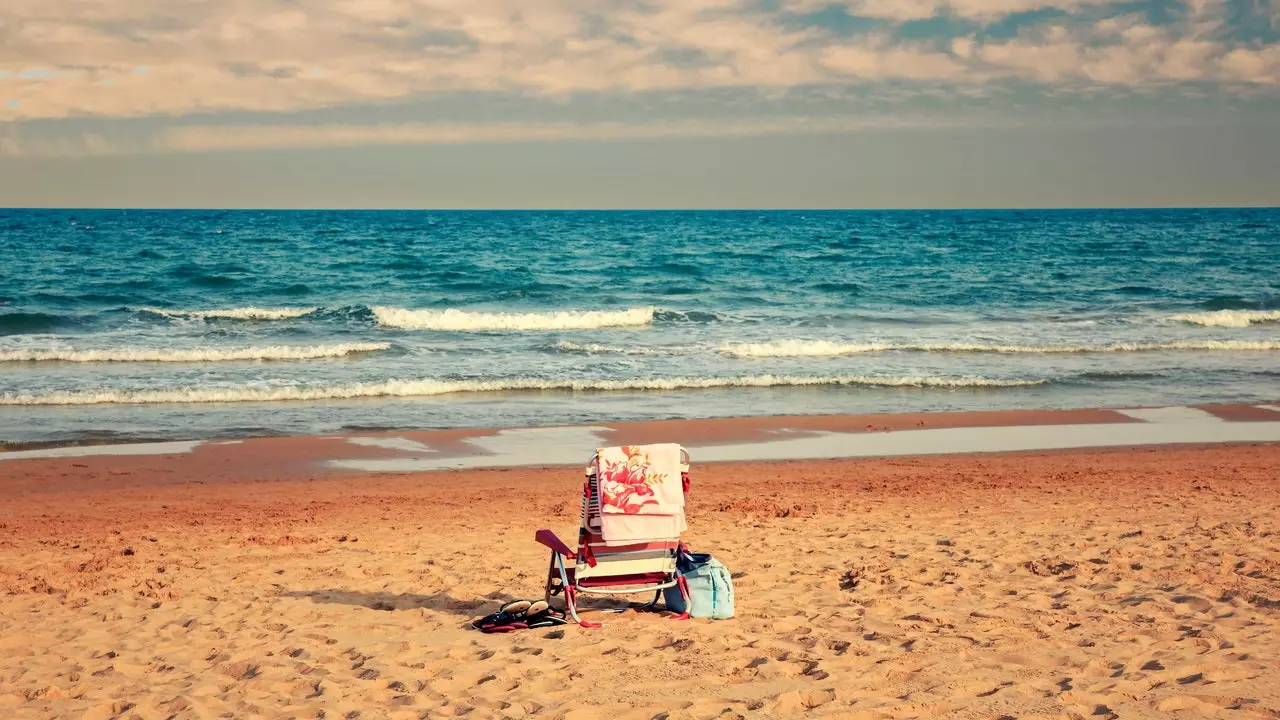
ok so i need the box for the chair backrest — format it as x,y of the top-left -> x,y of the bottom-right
573,445 -> 690,584
580,445 -> 690,532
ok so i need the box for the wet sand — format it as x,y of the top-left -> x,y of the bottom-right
1,416 -> 1279,718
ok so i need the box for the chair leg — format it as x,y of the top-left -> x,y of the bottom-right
553,552 -> 600,628
544,551 -> 560,607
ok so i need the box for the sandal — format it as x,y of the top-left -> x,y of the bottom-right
523,601 -> 567,628
470,599 -> 534,633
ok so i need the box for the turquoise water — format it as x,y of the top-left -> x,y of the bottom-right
1,208 -> 1278,445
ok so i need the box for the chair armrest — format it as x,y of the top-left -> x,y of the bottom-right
535,529 -> 576,559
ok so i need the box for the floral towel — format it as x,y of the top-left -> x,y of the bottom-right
596,444 -> 685,516
600,512 -> 687,543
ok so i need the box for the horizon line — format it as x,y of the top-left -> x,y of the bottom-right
3,205 -> 1279,212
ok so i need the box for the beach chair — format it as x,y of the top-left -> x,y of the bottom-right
535,444 -> 692,628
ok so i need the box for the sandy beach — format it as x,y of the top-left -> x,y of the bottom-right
2,411 -> 1279,719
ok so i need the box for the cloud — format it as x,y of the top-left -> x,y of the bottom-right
0,0 -> 1274,128
0,114 -> 982,157
0,126 -> 131,157
814,0 -> 1120,22
821,44 -> 969,80
974,18 -> 1280,85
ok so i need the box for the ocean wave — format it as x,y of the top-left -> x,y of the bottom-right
371,306 -> 655,331
654,309 -> 722,323
0,374 -> 1046,406
138,306 -> 318,320
1168,310 -> 1280,327
719,339 -> 1280,357
0,312 -> 79,335
1077,371 -> 1164,381
0,342 -> 390,363
551,341 -> 693,356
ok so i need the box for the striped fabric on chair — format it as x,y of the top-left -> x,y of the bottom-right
575,537 -> 680,582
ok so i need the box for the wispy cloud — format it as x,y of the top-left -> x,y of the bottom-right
0,114 -> 993,157
791,0 -> 1121,22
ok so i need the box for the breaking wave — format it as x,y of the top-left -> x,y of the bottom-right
1168,310 -> 1280,328
139,306 -> 318,320
0,374 -> 1046,406
0,342 -> 390,363
719,339 -> 1280,357
371,306 -> 656,331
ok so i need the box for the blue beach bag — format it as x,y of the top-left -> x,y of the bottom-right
665,551 -> 735,620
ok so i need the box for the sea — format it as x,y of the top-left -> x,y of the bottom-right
1,208 -> 1278,447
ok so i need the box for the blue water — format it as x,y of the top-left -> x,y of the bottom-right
2,208 -> 1278,446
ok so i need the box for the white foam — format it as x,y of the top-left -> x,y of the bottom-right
139,307 -> 317,320
0,374 -> 1046,406
719,338 -> 1280,357
721,340 -> 894,357
0,343 -> 390,363
371,306 -> 655,331
1168,310 -> 1280,328
552,341 -> 691,356
0,440 -> 202,461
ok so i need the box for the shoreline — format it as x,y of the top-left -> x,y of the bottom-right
2,403 -> 1279,488
5,399 -> 1278,453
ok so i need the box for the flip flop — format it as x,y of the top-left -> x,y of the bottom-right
523,602 -> 568,628
526,615 -> 566,628
480,621 -> 528,633
501,600 -> 532,616
470,599 -> 535,632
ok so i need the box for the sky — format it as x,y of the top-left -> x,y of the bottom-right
1,0 -> 1278,208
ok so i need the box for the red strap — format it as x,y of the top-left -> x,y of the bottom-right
682,472 -> 690,492
670,576 -> 692,620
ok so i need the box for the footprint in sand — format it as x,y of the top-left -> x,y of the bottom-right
1169,594 -> 1214,613
825,639 -> 851,655
956,680 -> 1015,698
1155,695 -> 1254,713
767,689 -> 837,713
878,701 -> 956,718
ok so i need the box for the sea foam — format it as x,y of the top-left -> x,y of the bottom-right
372,306 -> 655,331
0,343 -> 389,363
0,374 -> 1046,405
719,339 -> 1280,357
1168,310 -> 1280,328
551,340 -> 693,356
139,307 -> 318,320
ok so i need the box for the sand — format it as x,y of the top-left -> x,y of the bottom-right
2,439 -> 1279,719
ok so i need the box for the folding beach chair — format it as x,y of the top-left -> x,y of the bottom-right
535,445 -> 692,628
